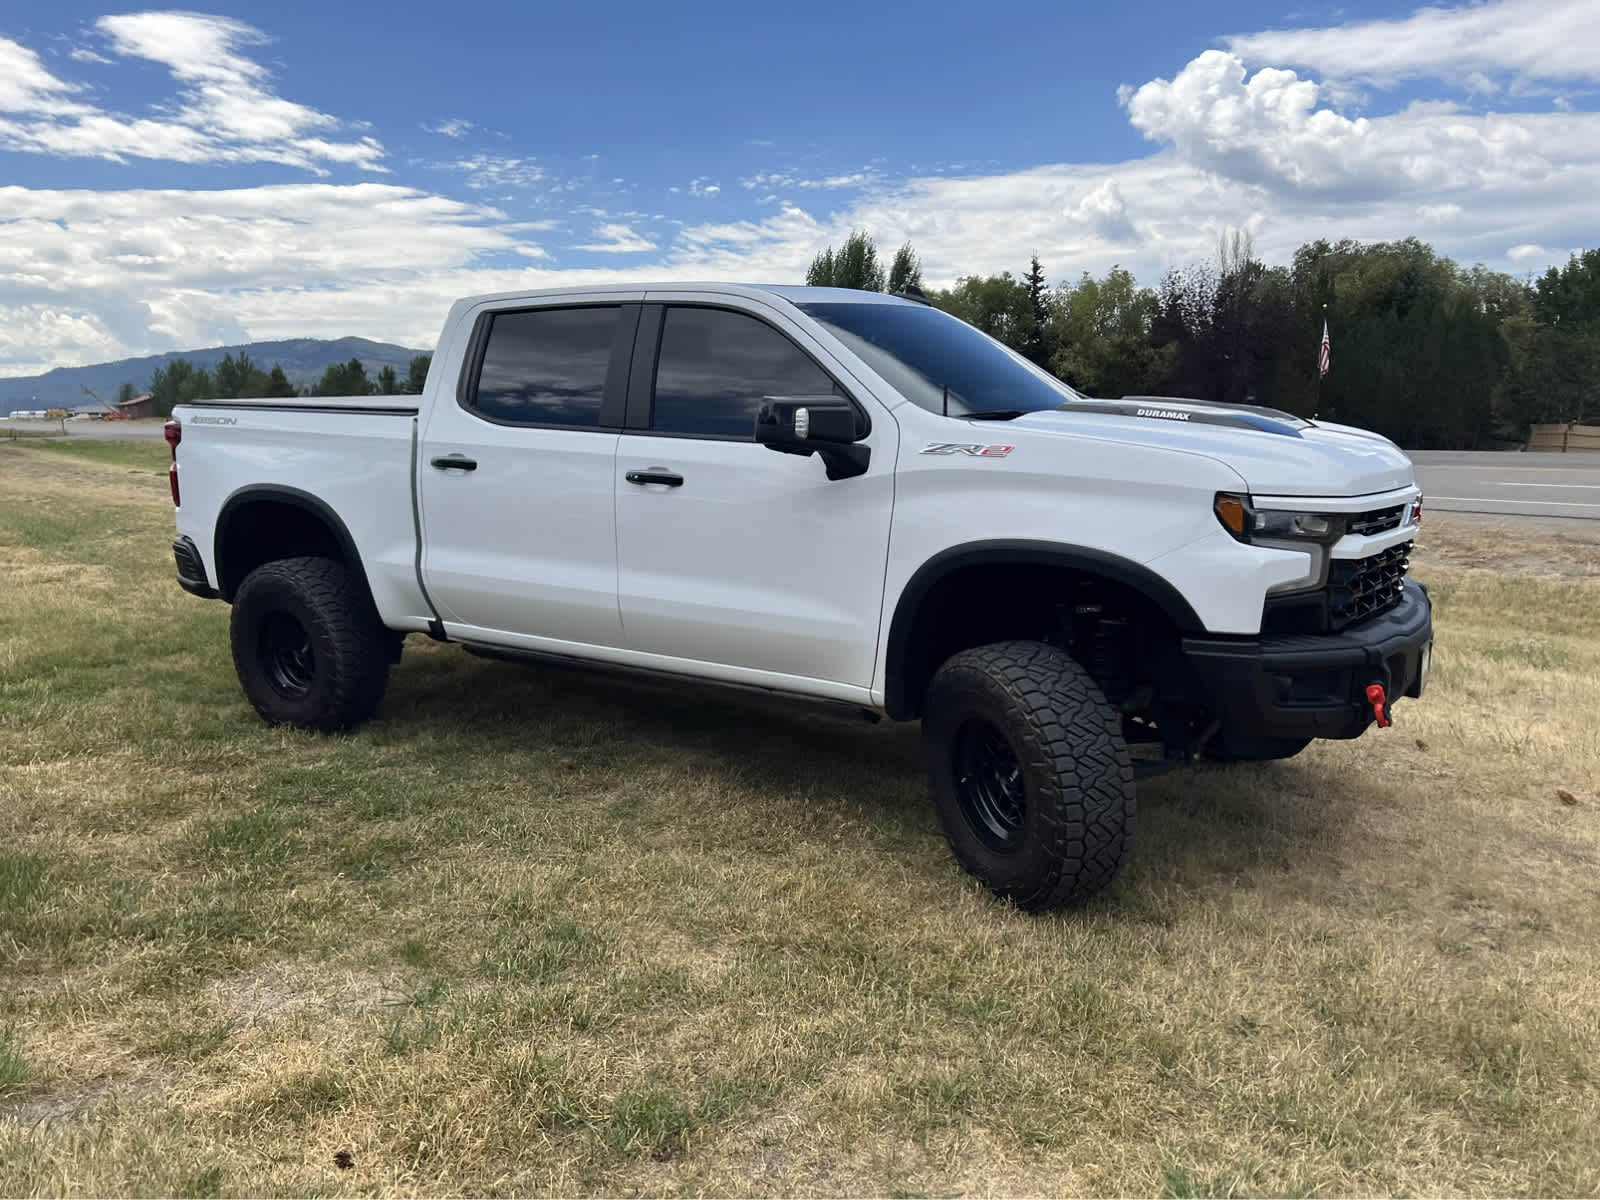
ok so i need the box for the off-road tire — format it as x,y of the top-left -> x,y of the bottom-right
230,556 -> 391,732
922,640 -> 1136,910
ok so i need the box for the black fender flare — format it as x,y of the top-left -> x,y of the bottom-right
214,484 -> 370,603
882,539 -> 1206,719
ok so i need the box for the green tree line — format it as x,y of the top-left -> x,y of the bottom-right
808,230 -> 1600,449
142,353 -> 432,418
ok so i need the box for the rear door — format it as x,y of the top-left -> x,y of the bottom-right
613,297 -> 897,691
418,298 -> 639,648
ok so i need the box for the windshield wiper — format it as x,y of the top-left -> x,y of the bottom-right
965,409 -> 1026,421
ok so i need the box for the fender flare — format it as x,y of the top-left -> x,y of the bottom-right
214,484 -> 370,603
882,539 -> 1205,718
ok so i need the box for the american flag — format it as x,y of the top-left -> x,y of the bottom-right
1318,321 -> 1332,378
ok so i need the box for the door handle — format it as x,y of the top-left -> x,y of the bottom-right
625,469 -> 684,487
431,454 -> 478,472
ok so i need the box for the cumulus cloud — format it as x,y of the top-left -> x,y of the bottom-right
1224,0 -> 1600,89
1122,48 -> 1597,205
1067,180 -> 1137,241
0,183 -> 533,373
4,2 -> 1599,376
0,14 -> 385,172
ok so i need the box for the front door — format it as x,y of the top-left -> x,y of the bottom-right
614,301 -> 896,690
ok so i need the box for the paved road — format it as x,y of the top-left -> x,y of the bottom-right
1408,450 -> 1600,522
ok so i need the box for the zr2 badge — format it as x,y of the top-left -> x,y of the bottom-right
920,443 -> 1014,457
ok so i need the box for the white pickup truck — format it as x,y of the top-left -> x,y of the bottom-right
167,283 -> 1432,909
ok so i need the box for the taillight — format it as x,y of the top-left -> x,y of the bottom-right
164,420 -> 181,507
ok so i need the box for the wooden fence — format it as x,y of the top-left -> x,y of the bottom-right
1527,423 -> 1600,452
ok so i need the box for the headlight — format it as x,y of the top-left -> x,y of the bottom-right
1214,493 -> 1342,544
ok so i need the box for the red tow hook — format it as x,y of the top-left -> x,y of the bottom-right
1365,683 -> 1392,729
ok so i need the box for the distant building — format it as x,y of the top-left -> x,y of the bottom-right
116,393 -> 154,420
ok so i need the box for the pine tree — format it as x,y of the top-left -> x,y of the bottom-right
887,243 -> 923,295
805,231 -> 885,291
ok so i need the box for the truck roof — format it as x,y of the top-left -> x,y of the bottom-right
451,282 -> 926,309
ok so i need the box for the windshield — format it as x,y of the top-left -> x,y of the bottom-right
798,301 -> 1082,417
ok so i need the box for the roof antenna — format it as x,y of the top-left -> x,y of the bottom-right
942,382 -> 949,417
895,284 -> 931,306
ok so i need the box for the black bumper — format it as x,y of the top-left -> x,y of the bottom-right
173,535 -> 219,599
1183,579 -> 1432,742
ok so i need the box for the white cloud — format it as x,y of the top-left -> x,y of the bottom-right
68,47 -> 113,65
739,170 -> 874,191
1122,49 -> 1598,205
0,37 -> 92,116
446,154 -> 544,190
1224,0 -> 1600,88
1507,243 -> 1552,262
1067,180 -> 1137,241
4,2 -> 1598,377
0,183 -> 534,373
0,15 -> 385,173
574,223 -> 658,253
424,118 -> 473,138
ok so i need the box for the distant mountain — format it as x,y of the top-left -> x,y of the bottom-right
0,337 -> 431,413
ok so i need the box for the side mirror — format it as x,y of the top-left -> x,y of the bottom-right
755,396 -> 870,481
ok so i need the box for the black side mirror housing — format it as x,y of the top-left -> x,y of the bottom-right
755,396 -> 870,480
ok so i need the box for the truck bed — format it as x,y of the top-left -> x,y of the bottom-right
171,397 -> 433,633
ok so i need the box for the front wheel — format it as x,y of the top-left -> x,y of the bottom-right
922,641 -> 1136,911
230,556 -> 392,732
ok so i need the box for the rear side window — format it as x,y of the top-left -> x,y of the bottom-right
470,306 -> 620,426
652,306 -> 837,438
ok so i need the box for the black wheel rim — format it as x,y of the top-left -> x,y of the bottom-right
952,718 -> 1027,853
260,611 -> 315,700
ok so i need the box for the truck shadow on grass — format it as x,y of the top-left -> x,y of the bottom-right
379,645 -> 1376,913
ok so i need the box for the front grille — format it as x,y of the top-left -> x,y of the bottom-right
1328,540 -> 1411,630
1346,504 -> 1405,537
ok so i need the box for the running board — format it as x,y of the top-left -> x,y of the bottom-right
459,642 -> 882,724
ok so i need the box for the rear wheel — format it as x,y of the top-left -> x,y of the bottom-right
230,556 -> 391,732
922,641 -> 1136,910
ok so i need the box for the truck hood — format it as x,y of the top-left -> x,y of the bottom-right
1002,398 -> 1416,498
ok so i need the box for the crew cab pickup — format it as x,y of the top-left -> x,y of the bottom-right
167,283 -> 1432,909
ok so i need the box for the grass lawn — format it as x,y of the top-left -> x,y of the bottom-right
2,439 -> 1598,1196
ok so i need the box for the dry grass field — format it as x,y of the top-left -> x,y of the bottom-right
2,438 -> 1598,1197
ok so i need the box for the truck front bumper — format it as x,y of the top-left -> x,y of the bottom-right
1181,579 -> 1433,742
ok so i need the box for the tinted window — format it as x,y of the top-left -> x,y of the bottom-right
798,301 -> 1082,416
653,307 -> 837,438
472,306 -> 620,426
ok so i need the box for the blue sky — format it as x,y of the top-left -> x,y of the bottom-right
2,0 -> 1597,372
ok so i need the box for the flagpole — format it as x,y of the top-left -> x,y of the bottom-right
1313,303 -> 1327,418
